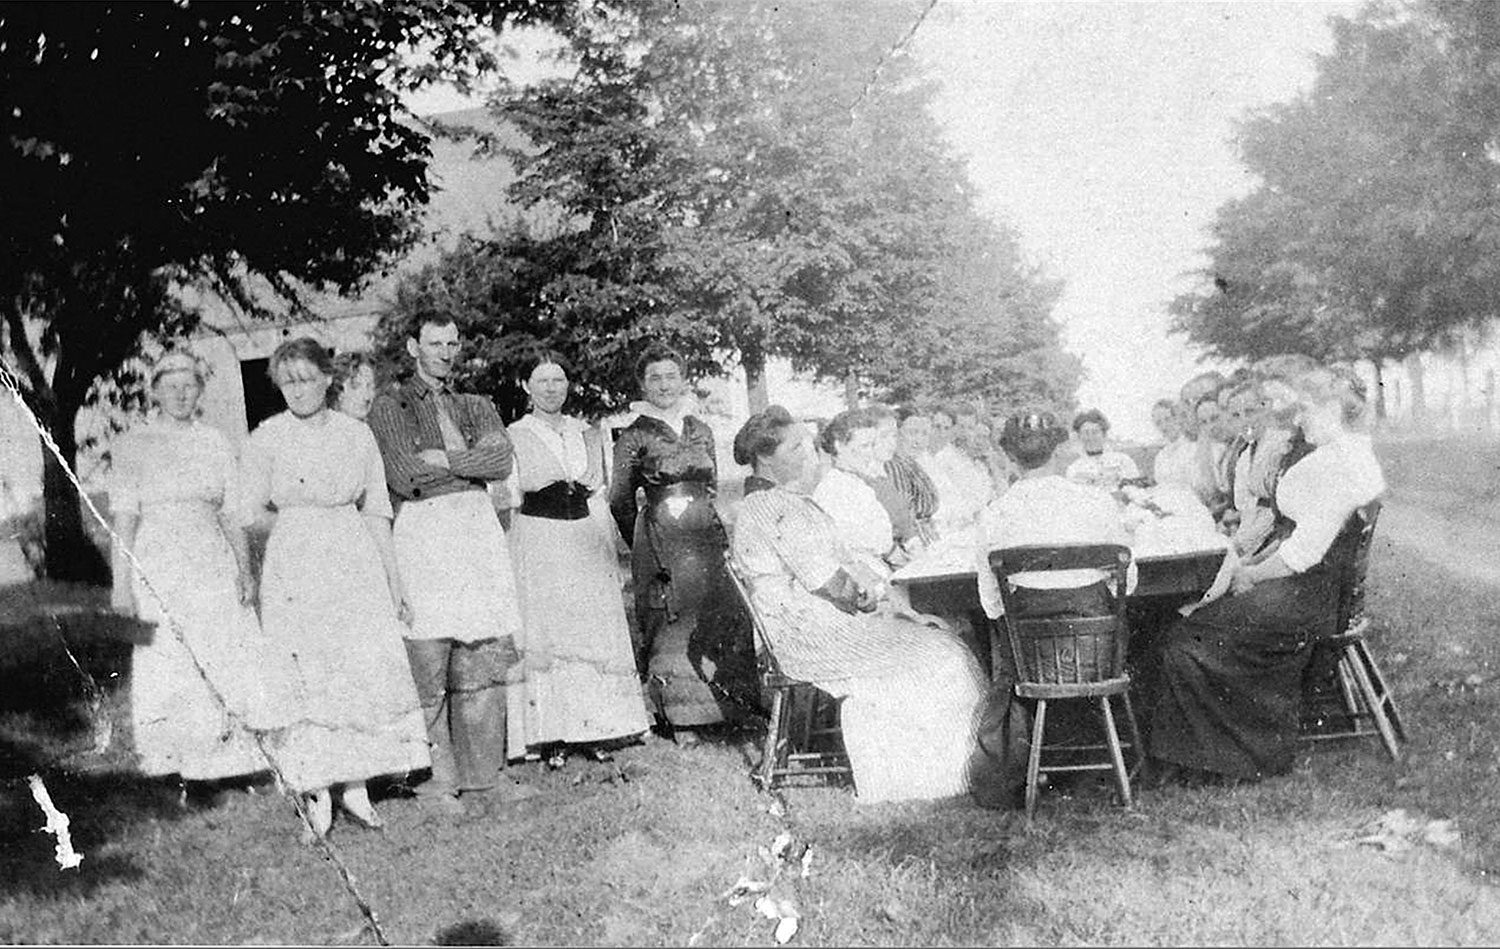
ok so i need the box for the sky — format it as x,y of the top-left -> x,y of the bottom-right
407,0 -> 1365,442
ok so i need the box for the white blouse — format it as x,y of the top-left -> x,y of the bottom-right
1064,449 -> 1141,489
1275,432 -> 1386,573
975,474 -> 1132,618
812,466 -> 894,566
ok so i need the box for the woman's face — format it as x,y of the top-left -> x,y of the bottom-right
153,369 -> 202,422
1077,421 -> 1107,454
763,423 -> 813,488
274,358 -> 332,419
930,412 -> 956,449
525,361 -> 570,415
898,415 -> 932,455
640,358 -> 685,410
872,418 -> 899,463
833,426 -> 882,477
336,364 -> 377,421
1296,396 -> 1344,446
1195,400 -> 1223,441
1152,404 -> 1182,441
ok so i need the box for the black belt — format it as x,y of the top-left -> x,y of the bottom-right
644,481 -> 714,503
520,481 -> 592,521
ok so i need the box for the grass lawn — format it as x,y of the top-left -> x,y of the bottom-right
4,442 -> 1500,945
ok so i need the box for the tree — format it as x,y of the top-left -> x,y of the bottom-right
0,1 -> 557,579
1170,0 -> 1500,416
377,0 -> 1077,418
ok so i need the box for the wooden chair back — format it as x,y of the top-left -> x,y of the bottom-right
723,550 -> 790,687
1331,499 -> 1382,635
988,543 -> 1133,686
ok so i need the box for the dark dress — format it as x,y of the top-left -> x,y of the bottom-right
609,414 -> 756,727
1149,434 -> 1383,779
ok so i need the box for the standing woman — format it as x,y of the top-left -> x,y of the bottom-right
240,338 -> 428,839
608,344 -> 756,734
109,351 -> 280,801
509,353 -> 650,757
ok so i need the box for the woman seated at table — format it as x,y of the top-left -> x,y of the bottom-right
977,412 -> 1133,622
1147,364 -> 1385,785
812,408 -> 906,573
730,406 -> 989,803
1065,408 -> 1143,491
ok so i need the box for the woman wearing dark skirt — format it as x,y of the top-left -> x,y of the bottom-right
1148,364 -> 1385,782
608,345 -> 756,734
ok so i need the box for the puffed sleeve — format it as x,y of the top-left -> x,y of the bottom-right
108,432 -> 142,517
235,426 -> 273,529
1277,440 -> 1385,573
608,425 -> 645,546
356,423 -> 394,520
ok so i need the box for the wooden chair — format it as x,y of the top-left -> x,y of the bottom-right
990,543 -> 1143,819
723,552 -> 853,791
1300,500 -> 1407,760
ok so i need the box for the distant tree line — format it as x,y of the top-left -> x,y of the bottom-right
374,0 -> 1080,421
1170,0 -> 1500,420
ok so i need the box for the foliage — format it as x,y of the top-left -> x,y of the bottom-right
378,0 -> 1078,416
1170,0 -> 1500,369
0,1 -> 556,578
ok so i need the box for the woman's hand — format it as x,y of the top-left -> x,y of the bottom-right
236,568 -> 259,608
110,582 -> 136,617
1229,565 -> 1256,596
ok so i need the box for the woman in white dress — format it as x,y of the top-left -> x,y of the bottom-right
508,353 -> 649,758
109,351 -> 282,803
811,409 -> 902,575
240,338 -> 429,839
730,407 -> 990,803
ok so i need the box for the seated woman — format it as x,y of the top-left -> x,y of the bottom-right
1149,397 -> 1199,491
1064,408 -> 1142,491
1148,364 -> 1385,784
977,412 -> 1133,622
730,407 -> 989,804
811,409 -> 905,574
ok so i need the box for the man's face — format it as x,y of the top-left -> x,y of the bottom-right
1228,390 -> 1266,438
407,321 -> 462,383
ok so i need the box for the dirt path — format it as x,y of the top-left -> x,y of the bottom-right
1380,489 -> 1500,590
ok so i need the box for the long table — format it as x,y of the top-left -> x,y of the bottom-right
892,547 -> 1229,617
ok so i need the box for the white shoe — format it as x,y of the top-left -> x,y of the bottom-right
339,783 -> 384,831
300,788 -> 333,843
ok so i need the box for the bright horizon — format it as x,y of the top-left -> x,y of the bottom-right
408,1 -> 1363,443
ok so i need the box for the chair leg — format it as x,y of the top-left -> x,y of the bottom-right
759,687 -> 786,789
1025,699 -> 1047,820
1345,644 -> 1402,762
1352,640 -> 1407,743
1119,690 -> 1147,779
1098,696 -> 1132,808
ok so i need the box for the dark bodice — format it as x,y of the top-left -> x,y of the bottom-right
608,415 -> 720,543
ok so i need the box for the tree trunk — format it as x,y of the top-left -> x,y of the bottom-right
743,347 -> 769,415
41,399 -> 108,583
843,370 -> 858,410
1404,352 -> 1427,427
1372,360 -> 1387,422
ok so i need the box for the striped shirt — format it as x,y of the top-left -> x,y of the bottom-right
366,375 -> 513,506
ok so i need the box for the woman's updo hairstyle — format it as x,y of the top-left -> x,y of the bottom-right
523,349 -> 573,381
268,336 -> 335,380
1071,407 -> 1110,434
1000,411 -> 1069,470
326,351 -> 376,407
149,349 -> 208,389
1292,364 -> 1369,427
818,408 -> 879,456
732,405 -> 797,466
634,343 -> 685,382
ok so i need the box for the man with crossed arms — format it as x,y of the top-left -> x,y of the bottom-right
368,311 -> 531,816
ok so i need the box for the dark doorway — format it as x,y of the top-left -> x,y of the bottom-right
240,358 -> 282,433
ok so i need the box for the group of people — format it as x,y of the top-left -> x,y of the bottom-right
728,354 -> 1386,800
110,315 -> 658,840
110,317 -> 1386,822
